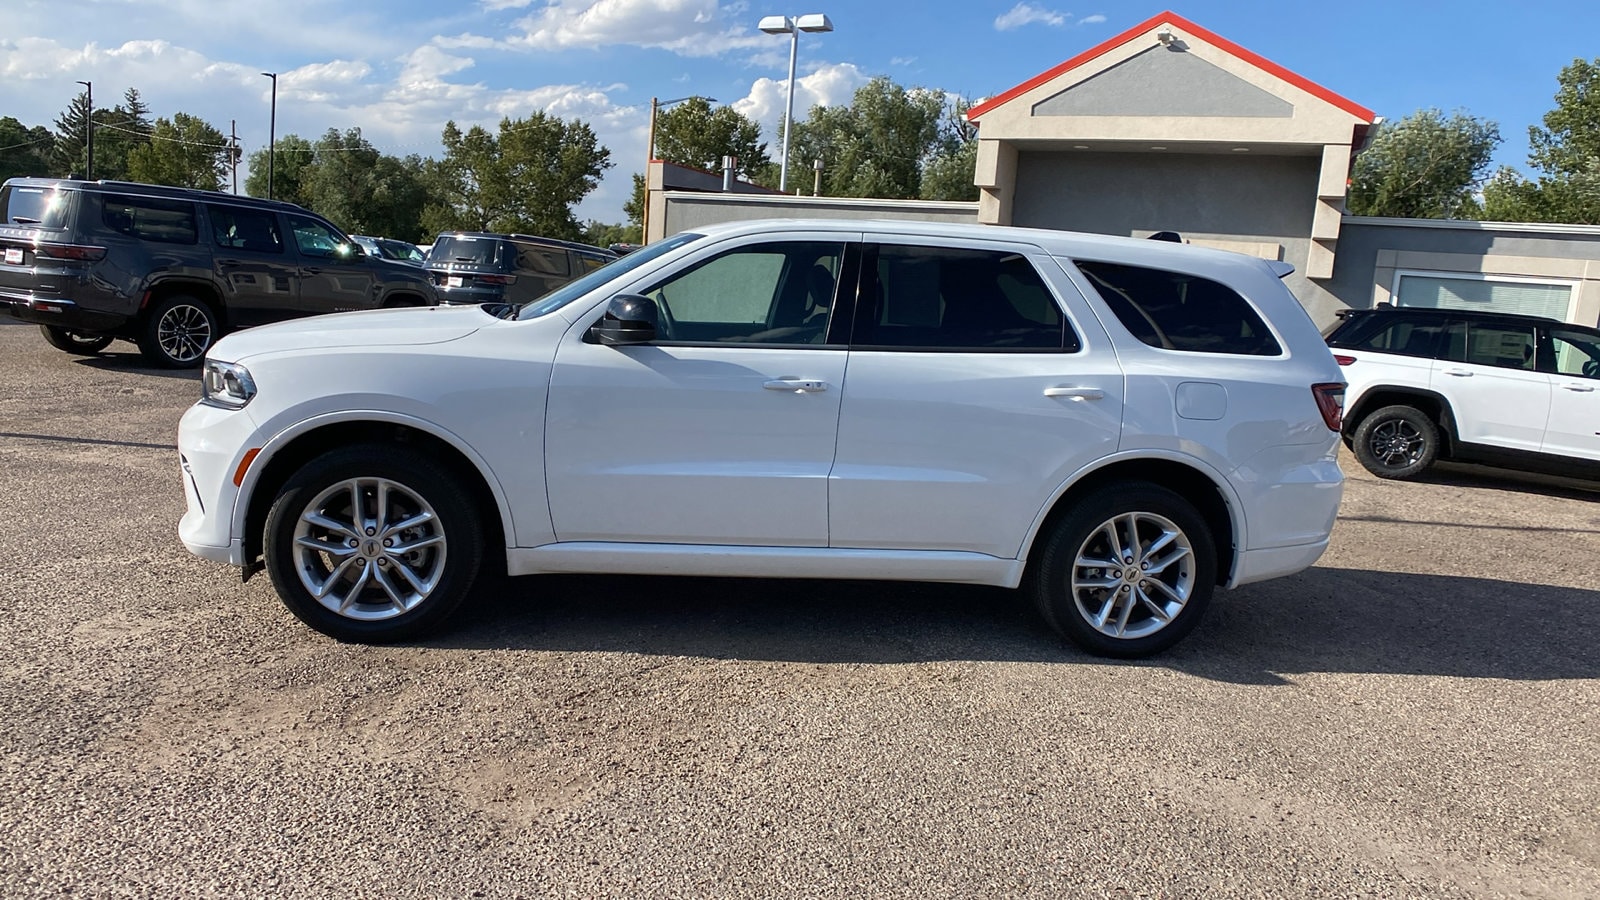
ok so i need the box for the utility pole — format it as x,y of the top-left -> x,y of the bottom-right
75,80 -> 94,180
230,120 -> 239,194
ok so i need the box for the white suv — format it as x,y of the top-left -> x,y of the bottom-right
1328,307 -> 1600,480
178,219 -> 1345,658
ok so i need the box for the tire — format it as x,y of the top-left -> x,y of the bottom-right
137,295 -> 217,368
1031,482 -> 1217,659
39,325 -> 113,355
1351,404 -> 1439,480
263,444 -> 485,642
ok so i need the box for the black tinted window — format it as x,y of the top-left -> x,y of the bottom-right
515,243 -> 570,277
208,205 -> 283,254
431,236 -> 500,266
854,245 -> 1077,351
1076,260 -> 1281,355
1,185 -> 73,228
101,193 -> 197,244
1326,313 -> 1445,358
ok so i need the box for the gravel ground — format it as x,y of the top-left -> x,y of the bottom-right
1,318 -> 1597,898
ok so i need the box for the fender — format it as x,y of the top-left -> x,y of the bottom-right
230,408 -> 517,550
1015,448 -> 1249,583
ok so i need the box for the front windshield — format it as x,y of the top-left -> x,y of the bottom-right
517,231 -> 703,320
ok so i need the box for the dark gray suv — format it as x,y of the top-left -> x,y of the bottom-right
0,178 -> 437,367
425,232 -> 616,306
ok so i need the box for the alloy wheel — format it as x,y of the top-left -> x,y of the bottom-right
291,477 -> 448,621
1070,511 -> 1195,640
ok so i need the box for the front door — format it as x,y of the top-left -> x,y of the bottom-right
204,204 -> 298,326
828,237 -> 1123,559
544,236 -> 853,546
287,214 -> 375,314
1542,326 -> 1600,460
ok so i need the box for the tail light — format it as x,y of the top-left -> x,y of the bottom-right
32,242 -> 107,261
1333,354 -> 1356,366
474,273 -> 516,285
1312,383 -> 1345,432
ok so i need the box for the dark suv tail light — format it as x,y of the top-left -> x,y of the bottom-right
475,273 -> 516,285
33,242 -> 107,261
1312,383 -> 1345,432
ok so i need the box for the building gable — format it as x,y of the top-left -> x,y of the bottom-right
1031,46 -> 1293,119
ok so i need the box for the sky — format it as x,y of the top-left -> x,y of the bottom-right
3,0 -> 1598,226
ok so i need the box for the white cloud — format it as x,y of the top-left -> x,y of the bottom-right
994,3 -> 1067,31
480,0 -> 536,8
1079,13 -> 1107,25
399,46 -> 475,84
732,62 -> 870,140
445,0 -> 769,58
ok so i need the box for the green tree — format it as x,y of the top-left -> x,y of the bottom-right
623,172 -> 645,226
126,113 -> 230,190
582,220 -> 640,247
244,134 -> 315,205
0,117 -> 54,182
92,87 -> 155,182
1483,58 -> 1600,224
785,77 -> 946,199
297,128 -> 429,241
51,91 -> 92,177
920,95 -> 979,201
1346,109 -> 1500,218
653,97 -> 771,177
424,114 -> 612,241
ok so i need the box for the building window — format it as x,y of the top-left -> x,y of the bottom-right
1392,272 -> 1574,322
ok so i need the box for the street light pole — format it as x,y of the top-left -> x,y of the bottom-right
758,13 -> 832,193
261,72 -> 277,199
74,80 -> 93,180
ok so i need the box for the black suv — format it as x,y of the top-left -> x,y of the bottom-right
425,232 -> 616,306
1327,306 -> 1600,480
0,178 -> 437,367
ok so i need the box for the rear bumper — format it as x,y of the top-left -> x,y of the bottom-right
2,292 -> 131,333
1229,538 -> 1329,587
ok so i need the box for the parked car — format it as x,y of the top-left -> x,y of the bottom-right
178,219 -> 1345,658
1327,306 -> 1600,480
0,178 -> 437,367
425,232 -> 617,305
351,234 -> 426,266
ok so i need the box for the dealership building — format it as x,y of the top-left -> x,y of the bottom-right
651,10 -> 1600,327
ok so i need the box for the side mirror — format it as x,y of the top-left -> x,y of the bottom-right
586,294 -> 659,345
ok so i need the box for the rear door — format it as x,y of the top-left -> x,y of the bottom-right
205,203 -> 298,325
1434,318 -> 1550,452
827,235 -> 1122,558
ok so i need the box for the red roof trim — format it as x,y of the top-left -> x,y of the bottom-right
966,10 -> 1375,124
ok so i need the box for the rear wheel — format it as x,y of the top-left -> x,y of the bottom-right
138,295 -> 217,368
1352,404 -> 1438,479
264,444 -> 484,642
1032,483 -> 1217,658
39,325 -> 113,355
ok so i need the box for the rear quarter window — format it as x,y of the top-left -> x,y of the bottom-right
101,193 -> 197,244
1326,313 -> 1446,358
1075,260 -> 1281,355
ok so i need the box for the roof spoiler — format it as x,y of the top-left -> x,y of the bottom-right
1265,260 -> 1295,279
1143,232 -> 1296,279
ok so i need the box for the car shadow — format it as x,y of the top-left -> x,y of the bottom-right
72,352 -> 201,381
1414,461 -> 1600,501
431,567 -> 1600,684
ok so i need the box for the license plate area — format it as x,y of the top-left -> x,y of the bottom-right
3,248 -> 22,265
447,276 -> 464,288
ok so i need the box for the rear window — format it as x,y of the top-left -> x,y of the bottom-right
101,193 -> 197,244
1075,260 -> 1282,356
432,236 -> 502,266
1,184 -> 74,229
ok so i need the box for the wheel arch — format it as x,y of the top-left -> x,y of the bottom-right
1020,453 -> 1242,588
1344,386 -> 1457,454
235,412 -> 513,572
144,277 -> 227,327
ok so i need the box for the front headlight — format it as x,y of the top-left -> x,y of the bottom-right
201,360 -> 257,410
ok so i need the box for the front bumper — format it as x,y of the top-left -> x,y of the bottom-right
177,400 -> 264,569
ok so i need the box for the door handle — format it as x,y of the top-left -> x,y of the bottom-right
1043,386 -> 1105,401
764,379 -> 829,393
1442,368 -> 1473,377
1561,383 -> 1596,392
302,267 -> 324,276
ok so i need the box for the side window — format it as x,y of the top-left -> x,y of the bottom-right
1329,314 -> 1445,358
1546,329 -> 1600,379
1461,322 -> 1536,370
207,205 -> 283,254
101,194 -> 197,244
1075,260 -> 1281,355
514,243 -> 570,277
639,241 -> 843,344
286,215 -> 346,259
576,252 -> 612,274
855,244 -> 1076,351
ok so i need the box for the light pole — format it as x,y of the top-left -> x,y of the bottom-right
758,13 -> 832,193
74,80 -> 93,180
261,72 -> 277,199
642,95 -> 716,244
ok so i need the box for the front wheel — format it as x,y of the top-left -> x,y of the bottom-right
138,295 -> 217,368
40,325 -> 113,355
264,444 -> 484,642
1351,405 -> 1439,480
1031,483 -> 1217,658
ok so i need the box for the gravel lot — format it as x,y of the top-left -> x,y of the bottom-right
1,317 -> 1597,898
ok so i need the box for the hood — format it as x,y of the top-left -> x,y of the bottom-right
211,305 -> 486,362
